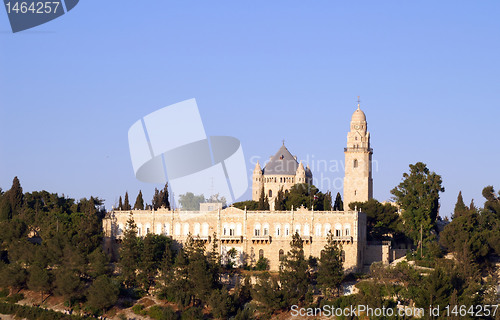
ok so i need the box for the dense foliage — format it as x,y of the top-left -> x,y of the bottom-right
1,167 -> 499,319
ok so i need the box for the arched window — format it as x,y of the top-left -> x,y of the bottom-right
315,224 -> 322,236
145,223 -> 151,234
294,224 -> 301,235
174,223 -> 181,236
303,224 -> 310,236
324,223 -> 331,236
344,224 -> 351,236
254,223 -> 261,236
284,223 -> 290,236
183,223 -> 189,236
236,223 -> 242,236
156,223 -> 162,235
223,223 -> 229,236
164,223 -> 170,235
263,223 -> 269,236
353,159 -> 358,168
335,223 -> 342,237
279,249 -> 285,261
275,224 -> 281,236
229,223 -> 236,236
259,249 -> 264,259
118,223 -> 124,236
269,189 -> 272,198
202,223 -> 209,236
194,223 -> 201,236
137,223 -> 142,237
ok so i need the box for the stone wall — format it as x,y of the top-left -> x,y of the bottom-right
103,206 -> 367,272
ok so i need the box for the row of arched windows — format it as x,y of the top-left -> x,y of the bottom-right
117,222 -> 352,238
255,176 -> 296,184
255,223 -> 351,237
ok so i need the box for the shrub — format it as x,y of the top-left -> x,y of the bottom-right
5,293 -> 24,303
132,303 -> 145,315
148,305 -> 179,320
0,288 -> 9,298
180,306 -> 204,320
254,257 -> 269,271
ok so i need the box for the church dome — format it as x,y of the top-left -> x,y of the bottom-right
351,106 -> 366,122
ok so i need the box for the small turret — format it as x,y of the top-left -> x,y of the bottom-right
296,162 -> 306,183
252,161 -> 264,201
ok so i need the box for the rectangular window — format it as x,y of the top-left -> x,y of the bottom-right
255,229 -> 260,236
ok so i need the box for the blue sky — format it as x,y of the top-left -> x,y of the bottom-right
1,1 -> 499,217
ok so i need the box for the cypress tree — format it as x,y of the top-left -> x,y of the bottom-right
274,187 -> 286,211
118,196 -> 123,210
153,188 -> 160,210
161,183 -> 170,209
333,192 -> 343,211
258,187 -> 267,210
453,191 -> 468,219
9,176 -> 23,211
134,190 -> 144,210
323,191 -> 333,211
124,192 -> 131,210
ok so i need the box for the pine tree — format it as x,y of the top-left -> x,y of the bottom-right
86,275 -> 119,314
390,162 -> 444,244
452,191 -> 468,219
119,215 -> 140,287
124,192 -> 131,210
134,190 -> 144,210
333,192 -> 343,211
279,232 -> 310,306
317,232 -> 344,298
118,196 -> 123,210
28,264 -> 50,304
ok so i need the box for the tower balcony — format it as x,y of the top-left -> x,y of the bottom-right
344,147 -> 373,153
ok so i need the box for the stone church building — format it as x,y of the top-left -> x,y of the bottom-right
103,103 -> 390,272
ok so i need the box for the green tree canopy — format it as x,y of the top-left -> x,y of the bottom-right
153,183 -> 171,210
349,199 -> 401,240
279,232 -> 310,306
86,275 -> 119,313
390,162 -> 444,244
317,232 -> 344,298
178,192 -> 205,211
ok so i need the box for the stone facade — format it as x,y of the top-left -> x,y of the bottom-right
103,206 -> 366,272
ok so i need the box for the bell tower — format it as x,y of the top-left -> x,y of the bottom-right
343,98 -> 373,210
